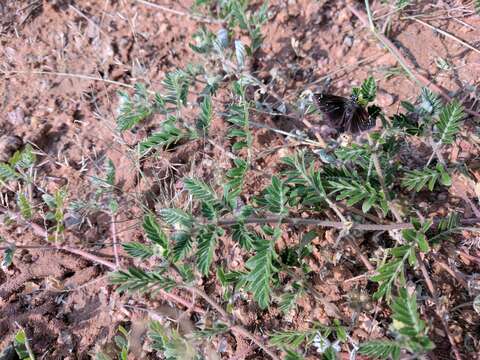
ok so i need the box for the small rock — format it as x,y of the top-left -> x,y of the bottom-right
303,38 -> 314,52
459,139 -> 473,152
376,53 -> 397,67
333,46 -> 346,59
0,135 -> 22,162
7,107 -> 25,126
287,0 -> 301,17
343,35 -> 353,48
85,19 -> 100,38
337,8 -> 352,24
377,91 -> 395,107
64,212 -> 83,229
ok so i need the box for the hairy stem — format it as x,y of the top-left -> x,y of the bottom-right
215,216 -> 412,231
111,212 -> 120,269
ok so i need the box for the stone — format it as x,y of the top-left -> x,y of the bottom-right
377,91 -> 395,107
0,135 -> 22,162
343,35 -> 354,48
337,9 -> 352,24
7,107 -> 25,126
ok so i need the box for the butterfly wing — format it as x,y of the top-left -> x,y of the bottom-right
314,93 -> 349,125
346,104 -> 374,133
315,93 -> 375,134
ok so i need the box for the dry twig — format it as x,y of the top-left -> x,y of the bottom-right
110,212 -> 120,269
133,0 -> 225,24
348,3 -> 480,118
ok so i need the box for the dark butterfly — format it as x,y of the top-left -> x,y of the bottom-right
314,93 -> 376,134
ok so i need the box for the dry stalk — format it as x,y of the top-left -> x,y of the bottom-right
348,4 -> 480,118
133,0 -> 225,25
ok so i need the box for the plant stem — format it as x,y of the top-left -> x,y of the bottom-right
426,139 -> 443,167
231,325 -> 280,360
172,261 -> 281,358
215,216 -> 412,231
364,0 -> 375,31
249,120 -> 322,147
110,212 -> 120,269
346,236 -> 374,271
133,0 -> 225,24
2,69 -> 135,88
416,253 -> 462,360
178,284 -> 280,359
435,257 -> 468,288
361,1 -> 421,87
457,250 -> 480,265
368,134 -> 403,222
14,323 -> 35,360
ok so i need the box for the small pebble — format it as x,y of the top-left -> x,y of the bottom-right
377,91 -> 395,107
334,46 -> 346,59
7,107 -> 25,126
0,135 -> 22,162
337,9 -> 352,24
343,35 -> 353,48
64,212 -> 83,229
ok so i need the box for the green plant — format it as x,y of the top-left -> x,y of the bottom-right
105,58 -> 469,357
1,236 -> 14,268
359,289 -> 434,359
270,320 -> 347,359
12,328 -> 35,360
402,163 -> 451,192
0,144 -> 36,185
95,325 -> 130,360
371,219 -> 432,301
148,321 -> 199,359
104,59 -> 468,358
2,1 -> 475,358
192,0 -> 268,54
395,0 -> 411,10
